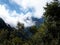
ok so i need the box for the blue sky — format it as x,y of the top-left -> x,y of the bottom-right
0,0 -> 52,27
0,0 -> 35,14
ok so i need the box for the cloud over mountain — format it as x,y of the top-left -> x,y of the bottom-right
0,0 -> 52,27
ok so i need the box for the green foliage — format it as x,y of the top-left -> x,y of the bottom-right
0,0 -> 60,45
17,22 -> 24,30
0,20 -> 45,45
43,0 -> 60,45
29,26 -> 37,34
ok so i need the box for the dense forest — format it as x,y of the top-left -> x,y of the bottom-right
0,0 -> 60,45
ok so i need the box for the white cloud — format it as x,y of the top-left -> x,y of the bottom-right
11,0 -> 53,18
0,5 -> 17,27
0,0 -> 53,27
0,4 -> 35,27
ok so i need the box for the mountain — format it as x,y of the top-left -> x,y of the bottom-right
0,17 -> 44,30
0,18 -> 7,29
0,17 -> 44,40
0,18 -> 13,31
31,17 -> 44,27
23,17 -> 44,38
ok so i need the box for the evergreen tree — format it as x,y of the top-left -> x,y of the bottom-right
43,0 -> 60,45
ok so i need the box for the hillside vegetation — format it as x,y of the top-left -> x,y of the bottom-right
0,0 -> 60,45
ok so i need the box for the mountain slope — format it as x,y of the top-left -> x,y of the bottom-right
0,18 -> 7,29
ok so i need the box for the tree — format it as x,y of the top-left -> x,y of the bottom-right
17,22 -> 24,31
12,37 -> 23,45
29,26 -> 37,34
43,0 -> 60,45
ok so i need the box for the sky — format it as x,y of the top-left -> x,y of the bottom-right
0,0 -> 53,27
